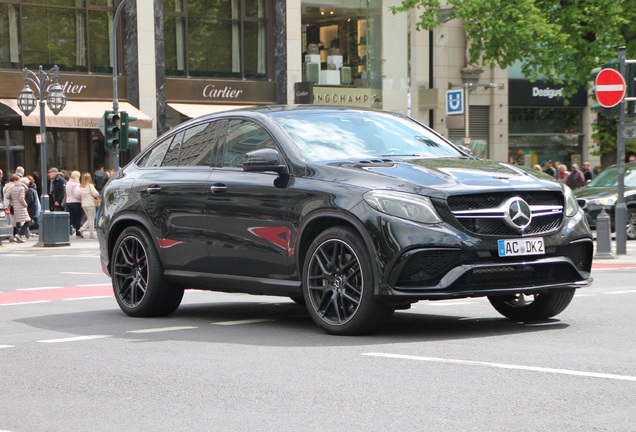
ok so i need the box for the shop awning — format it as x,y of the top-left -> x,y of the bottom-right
0,99 -> 153,129
167,103 -> 253,119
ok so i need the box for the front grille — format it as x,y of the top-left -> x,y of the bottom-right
392,242 -> 592,292
395,249 -> 477,287
452,262 -> 581,289
447,191 -> 564,236
554,242 -> 593,272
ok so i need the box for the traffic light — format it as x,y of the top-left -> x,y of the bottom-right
120,111 -> 139,151
627,62 -> 636,118
103,110 -> 120,151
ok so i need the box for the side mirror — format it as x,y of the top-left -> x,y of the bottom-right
243,148 -> 288,174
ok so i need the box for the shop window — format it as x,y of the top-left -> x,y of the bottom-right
508,107 -> 583,167
301,1 -> 381,89
0,1 -> 115,73
164,0 -> 269,79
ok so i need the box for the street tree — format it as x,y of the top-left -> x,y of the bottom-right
391,0 -> 636,162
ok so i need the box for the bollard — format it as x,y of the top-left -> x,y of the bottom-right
594,208 -> 615,259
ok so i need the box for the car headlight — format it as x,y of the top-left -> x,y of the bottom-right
563,185 -> 580,217
363,190 -> 442,224
587,196 -> 617,207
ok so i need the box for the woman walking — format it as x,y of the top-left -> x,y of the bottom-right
65,170 -> 83,238
6,174 -> 31,243
79,172 -> 100,239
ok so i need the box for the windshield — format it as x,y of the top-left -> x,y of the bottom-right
272,110 -> 463,162
588,166 -> 636,187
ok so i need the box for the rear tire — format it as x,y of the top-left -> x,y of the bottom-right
111,226 -> 184,317
488,289 -> 575,321
626,208 -> 636,240
302,226 -> 394,335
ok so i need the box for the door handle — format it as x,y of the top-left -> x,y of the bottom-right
210,183 -> 227,193
146,185 -> 161,194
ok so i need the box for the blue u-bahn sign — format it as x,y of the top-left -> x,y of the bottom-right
446,89 -> 464,115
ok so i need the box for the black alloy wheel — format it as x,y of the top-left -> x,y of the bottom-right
303,226 -> 394,335
488,289 -> 575,322
112,226 -> 184,317
626,208 -> 636,240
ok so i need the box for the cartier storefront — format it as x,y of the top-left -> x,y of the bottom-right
0,70 -> 152,185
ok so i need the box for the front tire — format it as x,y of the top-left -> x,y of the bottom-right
302,226 -> 394,335
488,289 -> 575,321
111,226 -> 184,317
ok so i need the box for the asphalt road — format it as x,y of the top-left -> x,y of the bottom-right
1,238 -> 635,432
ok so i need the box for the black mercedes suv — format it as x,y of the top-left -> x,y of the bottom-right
97,105 -> 593,335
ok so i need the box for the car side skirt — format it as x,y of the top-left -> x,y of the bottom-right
164,270 -> 302,297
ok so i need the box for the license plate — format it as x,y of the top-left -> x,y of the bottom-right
497,237 -> 545,257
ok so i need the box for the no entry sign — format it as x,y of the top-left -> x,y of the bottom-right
595,68 -> 626,108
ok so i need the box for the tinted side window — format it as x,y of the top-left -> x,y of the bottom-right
179,120 -> 228,167
137,135 -> 174,168
162,132 -> 184,167
222,119 -> 275,168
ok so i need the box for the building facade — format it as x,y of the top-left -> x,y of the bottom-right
0,0 -> 599,187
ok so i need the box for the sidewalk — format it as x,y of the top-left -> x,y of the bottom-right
0,233 -> 100,251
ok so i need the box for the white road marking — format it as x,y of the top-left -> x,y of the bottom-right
63,296 -> 112,301
603,290 -> 636,295
362,353 -> 636,382
0,345 -> 14,349
38,335 -> 111,344
212,319 -> 275,326
426,301 -> 476,307
16,287 -> 64,291
61,272 -> 103,275
127,326 -> 198,334
1,301 -> 50,306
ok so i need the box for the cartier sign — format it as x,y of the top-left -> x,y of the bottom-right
168,78 -> 276,104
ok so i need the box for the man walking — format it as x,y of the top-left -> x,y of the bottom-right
48,168 -> 66,211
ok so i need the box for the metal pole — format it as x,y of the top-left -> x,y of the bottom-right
36,66 -> 50,215
464,83 -> 470,146
616,47 -> 627,254
111,0 -> 130,171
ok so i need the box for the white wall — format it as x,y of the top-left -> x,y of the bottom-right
137,0 -> 158,149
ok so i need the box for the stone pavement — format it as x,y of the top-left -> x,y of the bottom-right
0,232 -> 100,251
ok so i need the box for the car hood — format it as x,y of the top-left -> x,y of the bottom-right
574,185 -> 636,200
574,186 -> 619,200
323,157 -> 558,197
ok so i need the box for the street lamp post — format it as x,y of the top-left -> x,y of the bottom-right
17,65 -> 66,247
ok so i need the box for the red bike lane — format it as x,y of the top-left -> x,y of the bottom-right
0,285 -> 113,305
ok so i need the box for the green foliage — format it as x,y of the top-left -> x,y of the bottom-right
391,0 -> 636,93
392,0 -> 636,160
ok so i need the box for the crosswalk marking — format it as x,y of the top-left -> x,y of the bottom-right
127,326 -> 198,333
37,335 -> 111,344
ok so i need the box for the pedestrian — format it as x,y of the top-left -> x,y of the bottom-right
556,164 -> 569,183
79,172 -> 100,239
25,175 -> 41,232
65,170 -> 83,238
6,173 -> 31,243
48,167 -> 66,211
533,164 -> 542,172
0,169 -> 4,201
15,166 -> 24,178
582,161 -> 594,182
93,165 -> 109,195
543,160 -> 557,178
566,163 -> 585,189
